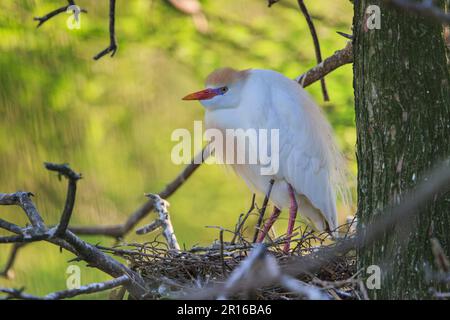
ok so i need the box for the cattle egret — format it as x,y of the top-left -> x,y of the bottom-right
183,68 -> 349,252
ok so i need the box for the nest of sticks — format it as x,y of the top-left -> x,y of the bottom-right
104,213 -> 360,300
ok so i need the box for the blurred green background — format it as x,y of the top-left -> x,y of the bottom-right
0,0 -> 355,298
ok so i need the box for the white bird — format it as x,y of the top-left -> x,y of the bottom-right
183,67 -> 349,252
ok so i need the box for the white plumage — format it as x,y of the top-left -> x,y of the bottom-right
184,68 -> 349,245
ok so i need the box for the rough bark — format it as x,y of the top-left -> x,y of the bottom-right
353,0 -> 450,299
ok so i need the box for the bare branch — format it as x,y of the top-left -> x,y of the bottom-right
296,0 -> 329,101
0,164 -> 147,299
253,179 -> 275,243
137,194 -> 180,251
34,0 -> 87,28
0,231 -> 52,244
0,243 -> 25,279
279,275 -> 328,300
44,162 -> 82,237
0,218 -> 23,234
296,41 -> 353,87
93,0 -> 118,60
0,274 -> 129,300
217,244 -> 277,299
0,192 -> 45,231
267,0 -> 281,8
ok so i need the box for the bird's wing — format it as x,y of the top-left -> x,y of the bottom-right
259,71 -> 342,230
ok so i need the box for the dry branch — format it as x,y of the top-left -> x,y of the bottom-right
34,0 -> 87,28
0,275 -> 130,300
0,243 -> 25,279
267,0 -> 281,8
93,0 -> 118,60
44,162 -> 82,237
296,41 -> 353,87
0,163 -> 147,300
136,194 -> 180,251
33,0 -> 116,60
296,0 -> 329,101
253,179 -> 275,243
218,244 -> 328,299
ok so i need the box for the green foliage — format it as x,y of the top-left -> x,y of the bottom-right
0,0 -> 355,298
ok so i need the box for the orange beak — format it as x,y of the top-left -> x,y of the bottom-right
182,88 -> 218,101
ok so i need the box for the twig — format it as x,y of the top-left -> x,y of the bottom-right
336,31 -> 353,40
34,1 -> 87,28
215,244 -> 327,299
279,275 -> 328,300
220,228 -> 226,275
267,0 -> 281,7
93,0 -> 118,60
0,163 -> 147,299
0,192 -> 45,231
218,244 -> 278,299
231,194 -> 256,244
44,163 -> 82,237
296,0 -> 329,101
0,275 -> 130,300
296,41 -> 353,87
0,218 -> 23,235
252,179 -> 275,243
0,243 -> 25,279
136,194 -> 180,251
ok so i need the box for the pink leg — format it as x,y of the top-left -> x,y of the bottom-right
256,206 -> 281,243
283,183 -> 298,253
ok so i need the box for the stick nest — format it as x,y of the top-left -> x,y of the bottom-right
106,227 -> 359,300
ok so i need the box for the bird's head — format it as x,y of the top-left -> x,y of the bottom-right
183,67 -> 250,110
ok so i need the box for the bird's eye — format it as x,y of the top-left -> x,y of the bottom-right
220,86 -> 229,94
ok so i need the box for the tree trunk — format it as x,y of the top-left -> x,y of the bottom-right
353,0 -> 450,299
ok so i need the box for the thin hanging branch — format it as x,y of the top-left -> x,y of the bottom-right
296,0 -> 329,101
93,0 -> 118,60
34,0 -> 87,28
0,243 -> 25,279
